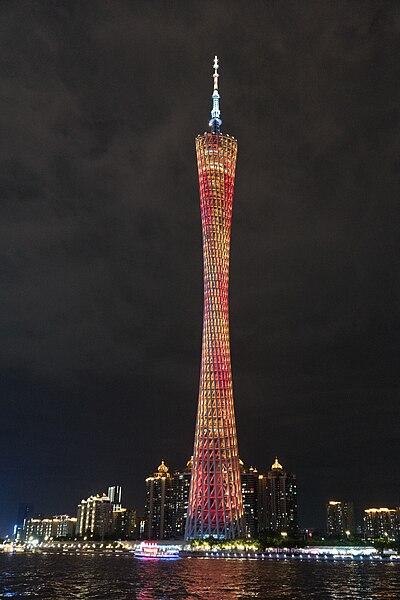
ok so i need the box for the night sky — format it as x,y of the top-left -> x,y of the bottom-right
1,1 -> 399,536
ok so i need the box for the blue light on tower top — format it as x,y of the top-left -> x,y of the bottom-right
209,56 -> 222,134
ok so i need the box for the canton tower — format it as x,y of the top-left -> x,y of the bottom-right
185,57 -> 244,540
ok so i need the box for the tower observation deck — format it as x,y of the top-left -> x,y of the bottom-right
185,58 -> 244,540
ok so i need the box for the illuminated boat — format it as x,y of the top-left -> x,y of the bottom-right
134,541 -> 180,559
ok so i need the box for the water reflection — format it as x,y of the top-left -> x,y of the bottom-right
1,554 -> 400,599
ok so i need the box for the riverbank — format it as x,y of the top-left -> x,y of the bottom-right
181,548 -> 400,562
3,540 -> 400,562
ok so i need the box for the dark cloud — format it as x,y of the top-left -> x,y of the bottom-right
0,0 -> 399,534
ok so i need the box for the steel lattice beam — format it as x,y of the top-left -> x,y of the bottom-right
185,132 -> 244,540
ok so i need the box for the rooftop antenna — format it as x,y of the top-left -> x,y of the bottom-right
209,55 -> 222,134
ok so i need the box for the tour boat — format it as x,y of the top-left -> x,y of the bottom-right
134,541 -> 180,559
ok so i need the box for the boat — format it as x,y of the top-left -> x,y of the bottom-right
134,541 -> 180,559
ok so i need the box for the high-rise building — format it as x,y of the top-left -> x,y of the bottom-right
241,464 -> 259,538
363,507 -> 399,540
257,473 -> 268,536
76,494 -> 112,540
108,485 -> 123,510
172,458 -> 192,539
112,508 -> 137,540
326,501 -> 354,538
185,57 -> 244,540
14,503 -> 33,540
144,460 -> 173,540
258,458 -> 298,536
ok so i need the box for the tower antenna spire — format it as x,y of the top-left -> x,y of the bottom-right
209,55 -> 222,134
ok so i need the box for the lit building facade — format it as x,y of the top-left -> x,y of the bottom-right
241,464 -> 259,538
326,501 -> 354,538
24,515 -> 77,541
363,507 -> 399,540
258,458 -> 298,536
53,515 -> 78,538
108,485 -> 123,510
112,508 -> 137,539
185,57 -> 244,540
76,494 -> 112,540
144,460 -> 173,540
14,503 -> 33,540
25,518 -> 55,541
172,458 -> 192,539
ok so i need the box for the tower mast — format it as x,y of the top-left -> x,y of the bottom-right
209,55 -> 222,134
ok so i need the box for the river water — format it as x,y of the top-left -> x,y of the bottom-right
1,553 -> 400,599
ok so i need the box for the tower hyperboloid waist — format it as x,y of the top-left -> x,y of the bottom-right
185,57 -> 244,540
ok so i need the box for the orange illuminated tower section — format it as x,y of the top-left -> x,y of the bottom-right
185,57 -> 244,539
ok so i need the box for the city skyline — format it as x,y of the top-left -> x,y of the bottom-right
12,459 -> 400,544
1,2 -> 399,537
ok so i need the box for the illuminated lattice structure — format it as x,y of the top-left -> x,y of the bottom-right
185,58 -> 244,540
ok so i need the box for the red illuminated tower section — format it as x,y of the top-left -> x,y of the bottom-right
185,58 -> 244,539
